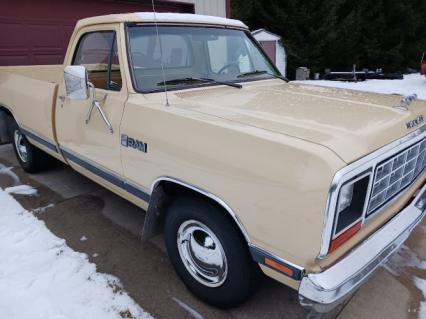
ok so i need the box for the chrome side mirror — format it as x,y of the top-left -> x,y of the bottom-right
64,65 -> 89,100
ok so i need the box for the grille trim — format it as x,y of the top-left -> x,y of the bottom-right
367,139 -> 426,216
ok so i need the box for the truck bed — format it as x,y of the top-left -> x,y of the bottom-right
0,65 -> 63,83
0,65 -> 62,154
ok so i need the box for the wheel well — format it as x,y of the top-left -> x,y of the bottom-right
0,106 -> 12,116
0,106 -> 14,144
142,179 -> 250,245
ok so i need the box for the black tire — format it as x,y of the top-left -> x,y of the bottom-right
165,196 -> 261,308
10,121 -> 52,173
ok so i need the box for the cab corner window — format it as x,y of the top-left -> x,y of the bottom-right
73,31 -> 122,91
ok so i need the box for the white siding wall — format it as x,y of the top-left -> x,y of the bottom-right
173,0 -> 227,17
276,45 -> 286,77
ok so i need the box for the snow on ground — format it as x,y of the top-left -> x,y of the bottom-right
414,277 -> 426,319
5,185 -> 38,196
298,73 -> 426,100
0,187 -> 152,319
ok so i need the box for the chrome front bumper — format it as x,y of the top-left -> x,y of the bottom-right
299,184 -> 426,313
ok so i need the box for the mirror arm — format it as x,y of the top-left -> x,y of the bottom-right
94,100 -> 114,134
88,82 -> 96,101
85,100 -> 95,124
86,82 -> 114,134
85,82 -> 96,124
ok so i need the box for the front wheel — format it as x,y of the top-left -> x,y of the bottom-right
165,196 -> 261,308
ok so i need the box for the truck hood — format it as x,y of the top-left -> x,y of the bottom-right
174,80 -> 426,163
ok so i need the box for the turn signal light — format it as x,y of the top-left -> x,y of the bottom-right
329,221 -> 362,253
265,258 -> 294,277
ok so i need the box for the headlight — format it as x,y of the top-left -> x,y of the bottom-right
330,172 -> 371,252
336,183 -> 354,214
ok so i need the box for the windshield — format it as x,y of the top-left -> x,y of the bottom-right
127,26 -> 279,92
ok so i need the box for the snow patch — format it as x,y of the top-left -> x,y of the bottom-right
5,185 -> 37,196
297,74 -> 426,100
80,235 -> 88,242
0,165 -> 20,184
385,245 -> 426,276
384,245 -> 426,318
32,204 -> 54,214
414,277 -> 426,319
0,188 -> 152,319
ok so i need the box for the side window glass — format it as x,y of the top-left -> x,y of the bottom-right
109,39 -> 122,91
73,31 -> 122,91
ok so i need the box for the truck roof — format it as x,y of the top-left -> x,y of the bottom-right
76,12 -> 248,30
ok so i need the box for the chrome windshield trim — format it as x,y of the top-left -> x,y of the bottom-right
318,125 -> 426,259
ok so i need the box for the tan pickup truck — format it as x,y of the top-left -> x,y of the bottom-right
0,13 -> 425,312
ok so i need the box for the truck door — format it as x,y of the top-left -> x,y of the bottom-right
56,26 -> 127,193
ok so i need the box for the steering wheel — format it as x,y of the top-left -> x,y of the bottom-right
217,62 -> 240,75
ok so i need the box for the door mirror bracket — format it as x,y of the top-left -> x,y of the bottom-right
85,82 -> 114,134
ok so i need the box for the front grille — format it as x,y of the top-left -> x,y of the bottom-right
367,138 -> 426,215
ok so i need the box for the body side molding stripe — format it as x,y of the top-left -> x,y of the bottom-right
60,147 -> 151,203
61,148 -> 124,188
124,181 -> 151,203
20,127 -> 59,153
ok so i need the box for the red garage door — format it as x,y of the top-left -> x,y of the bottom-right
0,0 -> 194,66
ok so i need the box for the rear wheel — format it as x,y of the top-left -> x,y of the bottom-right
165,196 -> 261,308
10,122 -> 52,173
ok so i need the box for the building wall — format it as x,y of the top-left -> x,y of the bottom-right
175,0 -> 227,17
0,0 -> 228,66
275,44 -> 286,77
195,0 -> 227,18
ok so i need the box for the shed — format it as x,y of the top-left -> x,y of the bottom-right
0,0 -> 231,66
252,29 -> 286,77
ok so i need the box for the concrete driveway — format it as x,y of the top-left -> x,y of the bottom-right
0,144 -> 424,319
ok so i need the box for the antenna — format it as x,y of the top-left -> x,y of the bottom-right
151,0 -> 170,106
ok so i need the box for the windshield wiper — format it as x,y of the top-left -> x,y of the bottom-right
158,77 -> 242,89
237,70 -> 289,83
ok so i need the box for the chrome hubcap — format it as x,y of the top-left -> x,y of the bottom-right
14,130 -> 28,163
177,220 -> 228,287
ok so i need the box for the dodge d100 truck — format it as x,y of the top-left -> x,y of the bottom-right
0,13 -> 425,311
